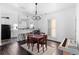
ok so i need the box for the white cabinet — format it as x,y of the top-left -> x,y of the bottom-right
11,30 -> 18,38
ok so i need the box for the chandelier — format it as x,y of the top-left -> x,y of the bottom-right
32,3 -> 41,20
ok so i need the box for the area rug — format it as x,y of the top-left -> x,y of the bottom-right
21,43 -> 58,55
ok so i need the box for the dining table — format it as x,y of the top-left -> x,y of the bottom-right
28,33 -> 45,52
30,34 -> 44,52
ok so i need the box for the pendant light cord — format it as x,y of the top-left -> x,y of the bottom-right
35,3 -> 37,15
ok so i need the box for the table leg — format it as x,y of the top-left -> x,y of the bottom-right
37,43 -> 39,52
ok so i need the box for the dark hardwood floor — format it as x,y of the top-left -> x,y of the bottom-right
0,40 -> 31,55
0,40 -> 63,55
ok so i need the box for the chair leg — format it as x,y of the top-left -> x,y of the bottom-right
28,44 -> 30,49
41,44 -> 44,52
31,43 -> 34,51
43,44 -> 44,52
45,43 -> 47,50
37,43 -> 39,52
27,43 -> 30,49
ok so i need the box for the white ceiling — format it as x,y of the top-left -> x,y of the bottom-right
0,3 -> 76,15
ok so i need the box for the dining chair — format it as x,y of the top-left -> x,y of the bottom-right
30,37 -> 37,51
39,35 -> 47,52
27,34 -> 37,51
27,35 -> 31,49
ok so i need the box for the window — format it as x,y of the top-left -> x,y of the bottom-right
51,17 -> 56,37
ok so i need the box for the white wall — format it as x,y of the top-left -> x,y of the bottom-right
76,4 -> 79,48
37,6 -> 76,42
56,7 -> 76,42
35,15 -> 48,34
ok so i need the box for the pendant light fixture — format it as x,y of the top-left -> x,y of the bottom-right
32,3 -> 41,20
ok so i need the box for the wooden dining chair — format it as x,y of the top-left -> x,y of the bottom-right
27,35 -> 31,49
30,37 -> 37,51
39,35 -> 47,52
27,34 -> 37,51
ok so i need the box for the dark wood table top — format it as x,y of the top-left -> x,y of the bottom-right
29,34 -> 44,39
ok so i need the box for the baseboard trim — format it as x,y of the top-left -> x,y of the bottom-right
18,39 -> 61,44
48,39 -> 61,44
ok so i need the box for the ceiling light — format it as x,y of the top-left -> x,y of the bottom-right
32,3 -> 41,20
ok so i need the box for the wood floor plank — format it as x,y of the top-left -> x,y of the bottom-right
0,41 -> 31,55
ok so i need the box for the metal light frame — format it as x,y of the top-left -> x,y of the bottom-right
32,3 -> 41,20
